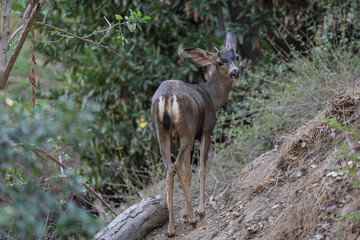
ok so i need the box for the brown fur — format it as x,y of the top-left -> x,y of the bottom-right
151,29 -> 240,237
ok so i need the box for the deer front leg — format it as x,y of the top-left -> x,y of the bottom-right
198,133 -> 211,218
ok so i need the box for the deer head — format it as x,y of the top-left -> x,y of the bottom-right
181,29 -> 240,81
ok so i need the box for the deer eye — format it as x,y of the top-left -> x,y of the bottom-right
217,61 -> 223,66
235,55 -> 240,61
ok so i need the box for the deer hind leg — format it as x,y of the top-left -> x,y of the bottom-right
157,130 -> 175,237
183,152 -> 192,218
198,133 -> 211,219
174,135 -> 196,228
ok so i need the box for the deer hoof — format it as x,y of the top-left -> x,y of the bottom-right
191,222 -> 197,229
168,225 -> 175,238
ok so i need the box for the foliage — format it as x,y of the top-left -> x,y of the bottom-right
323,117 -> 360,186
0,93 -> 103,239
210,0 -> 360,170
19,0 -> 358,194
3,0 -> 360,237
323,117 -> 360,229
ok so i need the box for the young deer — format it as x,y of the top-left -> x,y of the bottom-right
151,29 -> 240,237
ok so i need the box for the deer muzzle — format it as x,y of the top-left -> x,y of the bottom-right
230,69 -> 240,79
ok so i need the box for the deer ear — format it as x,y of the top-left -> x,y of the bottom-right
181,48 -> 215,67
225,29 -> 238,50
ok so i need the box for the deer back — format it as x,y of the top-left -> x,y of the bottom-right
151,80 -> 217,140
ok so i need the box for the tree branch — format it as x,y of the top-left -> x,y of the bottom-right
0,0 -> 129,90
34,147 -> 117,217
36,22 -> 129,65
0,0 -> 11,68
41,0 -> 51,24
8,26 -> 23,46
23,1 -> 35,22
0,0 -> 46,90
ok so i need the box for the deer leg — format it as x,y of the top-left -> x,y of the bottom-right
174,136 -> 196,228
157,131 -> 175,237
183,152 -> 192,218
198,133 -> 211,218
166,166 -> 175,237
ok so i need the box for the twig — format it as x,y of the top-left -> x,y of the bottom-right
36,22 -> 129,65
34,147 -> 67,168
34,147 -> 117,216
35,36 -> 64,43
41,0 -> 51,24
8,26 -> 23,46
99,16 -> 112,44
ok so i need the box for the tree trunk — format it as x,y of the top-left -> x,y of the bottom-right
94,195 -> 168,240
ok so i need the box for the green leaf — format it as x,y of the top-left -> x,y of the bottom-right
340,126 -> 348,131
137,24 -> 142,31
73,55 -> 93,65
350,125 -> 357,133
115,14 -> 123,21
127,24 -> 136,32
143,16 -> 151,21
349,169 -> 357,177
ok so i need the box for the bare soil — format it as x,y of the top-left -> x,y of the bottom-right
145,87 -> 360,240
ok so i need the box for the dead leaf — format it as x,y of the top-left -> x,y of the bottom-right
32,54 -> 36,65
29,68 -> 39,88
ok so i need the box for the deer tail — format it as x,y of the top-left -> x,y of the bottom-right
162,112 -> 171,132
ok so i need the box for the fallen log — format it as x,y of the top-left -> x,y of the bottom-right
94,195 -> 168,240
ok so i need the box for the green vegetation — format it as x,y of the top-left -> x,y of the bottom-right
1,0 -> 360,238
0,97 -> 103,238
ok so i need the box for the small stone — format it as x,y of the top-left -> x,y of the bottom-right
315,233 -> 325,240
326,171 -> 337,177
336,176 -> 343,181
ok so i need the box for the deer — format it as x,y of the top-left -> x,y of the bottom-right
151,29 -> 240,237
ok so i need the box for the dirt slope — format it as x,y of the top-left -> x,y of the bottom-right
146,87 -> 360,240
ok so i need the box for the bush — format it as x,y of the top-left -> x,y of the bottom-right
0,93 -> 103,239
212,0 -> 360,169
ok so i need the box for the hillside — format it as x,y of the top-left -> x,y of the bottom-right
146,86 -> 360,239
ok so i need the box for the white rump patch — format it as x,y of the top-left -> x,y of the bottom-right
171,95 -> 180,123
158,96 -> 165,120
158,95 -> 180,123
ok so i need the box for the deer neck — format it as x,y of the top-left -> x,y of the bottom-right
203,68 -> 233,111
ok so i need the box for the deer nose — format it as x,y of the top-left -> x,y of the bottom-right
230,70 -> 240,79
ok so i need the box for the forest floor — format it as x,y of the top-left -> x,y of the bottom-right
144,86 -> 360,240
